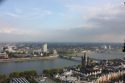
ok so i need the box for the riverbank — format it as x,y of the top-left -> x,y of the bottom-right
0,57 -> 80,75
0,56 -> 58,63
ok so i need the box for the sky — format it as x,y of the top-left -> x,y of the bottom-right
0,0 -> 125,42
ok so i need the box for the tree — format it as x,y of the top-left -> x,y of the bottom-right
0,74 -> 9,83
9,72 -> 20,78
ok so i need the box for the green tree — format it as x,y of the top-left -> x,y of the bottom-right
9,72 -> 20,78
0,74 -> 9,83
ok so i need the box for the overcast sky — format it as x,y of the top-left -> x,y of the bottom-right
0,0 -> 125,42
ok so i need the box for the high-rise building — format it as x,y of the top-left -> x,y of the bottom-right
43,43 -> 48,53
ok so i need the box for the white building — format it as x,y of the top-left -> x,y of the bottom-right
0,52 -> 8,58
33,49 -> 43,57
53,49 -> 57,54
6,46 -> 16,53
0,47 -> 3,52
42,43 -> 48,53
101,45 -> 107,50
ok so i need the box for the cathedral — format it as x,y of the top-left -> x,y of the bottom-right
123,40 -> 125,52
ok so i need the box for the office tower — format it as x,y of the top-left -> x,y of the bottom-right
43,43 -> 48,53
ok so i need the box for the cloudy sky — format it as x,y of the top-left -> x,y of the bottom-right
0,0 -> 125,42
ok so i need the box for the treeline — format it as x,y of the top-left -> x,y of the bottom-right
0,74 -> 8,83
43,68 -> 63,83
0,70 -> 37,83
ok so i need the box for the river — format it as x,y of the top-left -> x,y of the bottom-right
0,51 -> 125,75
0,58 -> 80,75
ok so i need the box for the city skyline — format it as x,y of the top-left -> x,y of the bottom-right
0,0 -> 125,42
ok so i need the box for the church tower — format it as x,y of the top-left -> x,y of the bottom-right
123,40 -> 125,52
81,52 -> 87,67
81,52 -> 88,73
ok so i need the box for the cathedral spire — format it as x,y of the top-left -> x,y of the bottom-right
123,40 -> 125,52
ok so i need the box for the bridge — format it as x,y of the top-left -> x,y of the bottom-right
59,55 -> 101,62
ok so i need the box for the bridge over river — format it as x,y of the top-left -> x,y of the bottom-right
59,55 -> 101,62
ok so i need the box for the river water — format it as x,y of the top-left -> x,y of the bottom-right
0,58 -> 80,75
0,51 -> 125,75
89,51 -> 125,60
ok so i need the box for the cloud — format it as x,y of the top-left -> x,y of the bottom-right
48,4 -> 125,42
0,21 -> 35,35
87,4 -> 125,34
15,8 -> 23,14
5,12 -> 20,18
0,20 -> 48,42
0,27 -> 34,35
3,7 -> 52,19
0,26 -> 41,42
0,1 -> 125,42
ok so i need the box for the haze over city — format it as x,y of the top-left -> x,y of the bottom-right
0,0 -> 125,42
1,1 -> 125,83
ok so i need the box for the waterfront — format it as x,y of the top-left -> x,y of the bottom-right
0,51 -> 125,75
89,51 -> 125,60
0,57 -> 80,75
63,51 -> 125,61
